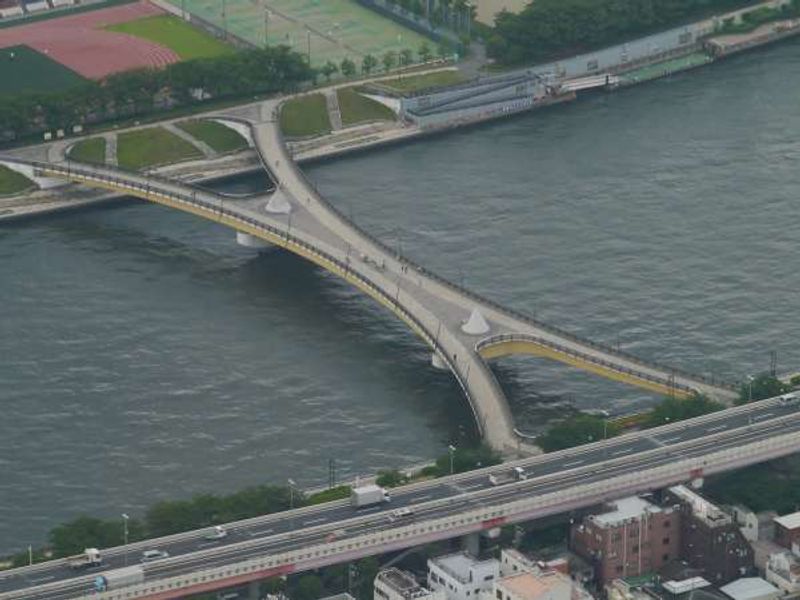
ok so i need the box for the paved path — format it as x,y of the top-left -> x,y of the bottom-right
324,89 -> 344,131
164,123 -> 216,158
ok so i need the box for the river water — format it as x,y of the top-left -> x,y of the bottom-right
2,41 -> 800,553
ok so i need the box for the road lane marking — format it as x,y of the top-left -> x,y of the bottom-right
611,448 -> 629,456
27,576 -> 55,584
563,460 -> 584,467
249,528 -> 273,537
753,412 -> 774,421
303,517 -> 327,526
413,494 -> 432,502
198,541 -> 221,548
706,425 -> 728,433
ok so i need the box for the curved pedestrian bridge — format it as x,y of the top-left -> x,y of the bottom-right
1,98 -> 739,453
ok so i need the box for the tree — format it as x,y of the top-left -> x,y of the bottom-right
340,57 -> 357,78
437,42 -> 452,59
382,50 -> 398,72
433,443 -> 501,475
320,60 -> 339,82
49,516 -> 141,558
643,393 -> 723,428
399,48 -> 414,66
737,372 -> 791,404
362,54 -> 378,74
291,574 -> 322,600
418,41 -> 433,62
376,469 -> 409,487
537,413 -> 620,453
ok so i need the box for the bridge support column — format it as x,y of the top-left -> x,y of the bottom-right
247,579 -> 261,600
431,352 -> 448,371
461,532 -> 481,557
236,231 -> 272,249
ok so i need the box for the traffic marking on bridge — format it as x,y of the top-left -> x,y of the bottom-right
563,459 -> 584,467
303,517 -> 328,526
706,424 -> 728,433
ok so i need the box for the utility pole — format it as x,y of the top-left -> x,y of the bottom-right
263,8 -> 269,48
307,29 -> 312,64
770,350 -> 778,377
328,458 -> 336,489
221,0 -> 228,40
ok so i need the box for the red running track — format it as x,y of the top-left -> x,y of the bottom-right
0,1 -> 180,78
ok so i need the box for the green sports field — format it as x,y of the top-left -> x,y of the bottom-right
0,45 -> 84,96
174,0 -> 431,67
106,14 -> 234,60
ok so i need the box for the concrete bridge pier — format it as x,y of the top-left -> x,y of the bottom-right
461,532 -> 481,557
236,231 -> 272,249
431,352 -> 448,370
247,579 -> 261,600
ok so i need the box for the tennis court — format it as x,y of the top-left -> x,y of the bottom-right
178,0 -> 430,67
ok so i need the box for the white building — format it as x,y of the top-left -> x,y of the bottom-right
720,578 -> 781,600
499,549 -> 540,578
765,551 -> 800,595
375,569 -> 445,600
428,553 -> 500,600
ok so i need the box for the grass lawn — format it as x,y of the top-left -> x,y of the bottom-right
0,45 -> 85,96
176,120 -> 247,153
0,164 -> 36,196
117,127 -> 202,170
337,87 -> 395,127
379,70 -> 466,93
279,94 -> 331,138
106,15 -> 234,60
68,137 -> 106,164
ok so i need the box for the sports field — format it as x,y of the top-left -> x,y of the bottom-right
0,44 -> 84,95
175,0 -> 430,67
0,1 -> 180,79
106,14 -> 233,60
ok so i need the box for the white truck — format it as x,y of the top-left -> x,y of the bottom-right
94,565 -> 145,592
68,548 -> 102,570
488,466 -> 528,486
350,484 -> 391,508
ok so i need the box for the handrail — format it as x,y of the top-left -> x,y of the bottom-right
476,333 -> 695,394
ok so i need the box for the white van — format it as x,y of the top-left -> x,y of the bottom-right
778,392 -> 799,406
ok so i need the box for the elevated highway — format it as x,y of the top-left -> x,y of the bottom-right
1,397 -> 799,600
1,97 -> 738,451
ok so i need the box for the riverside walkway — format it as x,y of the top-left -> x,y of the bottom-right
3,97 -> 738,453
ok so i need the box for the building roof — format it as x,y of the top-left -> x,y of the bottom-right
498,572 -> 567,600
669,486 -> 731,527
662,577 -> 711,594
773,511 -> 800,530
430,553 -> 498,584
720,578 -> 780,600
592,497 -> 661,527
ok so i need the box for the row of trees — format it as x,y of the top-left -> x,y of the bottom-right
5,443 -> 498,567
536,392 -> 724,452
486,0 -> 763,65
317,41 -> 451,82
0,45 -> 313,144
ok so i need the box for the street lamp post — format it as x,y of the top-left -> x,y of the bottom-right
448,444 -> 456,475
122,513 -> 130,566
748,375 -> 755,403
288,478 -> 296,510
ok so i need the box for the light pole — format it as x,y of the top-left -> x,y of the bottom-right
288,478 -> 296,510
748,375 -> 755,403
122,513 -> 130,566
448,444 -> 456,475
263,8 -> 270,48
